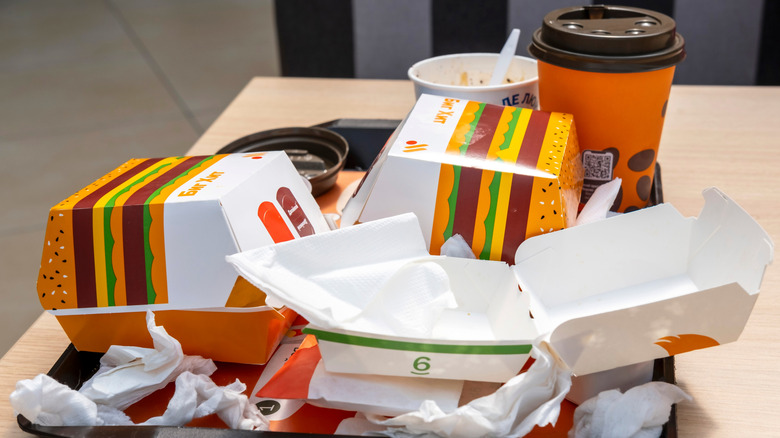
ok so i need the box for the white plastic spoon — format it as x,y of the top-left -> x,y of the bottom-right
489,28 -> 521,86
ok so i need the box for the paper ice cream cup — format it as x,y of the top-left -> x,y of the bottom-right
408,53 -> 539,109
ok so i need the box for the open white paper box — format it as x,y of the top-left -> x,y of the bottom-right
300,188 -> 773,382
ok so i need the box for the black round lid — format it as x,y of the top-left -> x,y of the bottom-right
529,5 -> 686,73
218,127 -> 349,197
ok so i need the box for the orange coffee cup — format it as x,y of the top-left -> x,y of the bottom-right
529,5 -> 685,212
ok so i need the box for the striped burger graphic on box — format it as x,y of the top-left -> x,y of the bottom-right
428,101 -> 583,264
37,155 -> 228,311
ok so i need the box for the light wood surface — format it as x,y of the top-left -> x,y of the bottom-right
2,77 -> 778,436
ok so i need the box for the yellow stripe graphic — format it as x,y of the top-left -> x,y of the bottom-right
490,109 -> 532,260
486,107 -> 517,160
445,101 -> 481,154
430,164 -> 455,255
525,113 -> 568,239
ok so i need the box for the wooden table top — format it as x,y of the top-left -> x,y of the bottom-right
2,77 -> 778,437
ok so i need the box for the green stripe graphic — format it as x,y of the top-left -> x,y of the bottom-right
303,328 -> 532,355
458,103 -> 486,156
444,165 -> 461,241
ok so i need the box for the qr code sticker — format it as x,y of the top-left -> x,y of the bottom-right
583,151 -> 613,181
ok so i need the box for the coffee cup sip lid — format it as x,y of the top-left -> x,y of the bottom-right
529,5 -> 686,73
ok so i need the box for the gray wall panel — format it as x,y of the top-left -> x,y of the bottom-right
674,0 -> 763,84
508,0 -> 575,59
353,0 -> 432,79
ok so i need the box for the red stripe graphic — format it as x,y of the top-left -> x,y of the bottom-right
464,103 -> 504,159
277,186 -> 315,238
502,174 -> 535,264
501,111 -> 551,264
258,202 -> 295,243
515,111 -> 550,171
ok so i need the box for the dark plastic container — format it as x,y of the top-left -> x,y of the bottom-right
219,127 -> 349,197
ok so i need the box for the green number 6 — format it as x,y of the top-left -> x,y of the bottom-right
411,356 -> 431,375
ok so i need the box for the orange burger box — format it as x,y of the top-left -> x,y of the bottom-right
36,152 -> 330,364
342,93 -> 584,264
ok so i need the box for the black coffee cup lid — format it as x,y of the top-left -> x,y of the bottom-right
529,5 -> 686,73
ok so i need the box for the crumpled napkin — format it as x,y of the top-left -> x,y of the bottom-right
369,342 -> 572,438
227,213 -> 460,339
10,311 -> 268,430
570,381 -> 691,438
439,234 -> 477,259
10,374 -> 98,426
78,310 -> 216,410
140,372 -> 267,430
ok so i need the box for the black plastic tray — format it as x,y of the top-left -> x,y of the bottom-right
18,344 -> 675,437
19,119 -> 673,437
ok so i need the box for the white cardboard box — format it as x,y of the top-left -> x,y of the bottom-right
516,187 -> 773,376
342,94 -> 583,265
307,188 -> 772,381
38,152 -> 329,364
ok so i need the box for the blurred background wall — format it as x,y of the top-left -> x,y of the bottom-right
276,0 -> 779,85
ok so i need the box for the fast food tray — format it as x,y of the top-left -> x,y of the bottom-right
18,118 -> 674,437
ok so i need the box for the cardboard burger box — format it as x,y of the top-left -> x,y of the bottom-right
342,93 -> 584,264
306,188 -> 773,382
37,152 -> 330,364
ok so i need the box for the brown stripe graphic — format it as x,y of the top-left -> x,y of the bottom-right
122,203 -> 147,306
123,156 -> 206,305
502,174 -> 535,264
500,112 -> 552,264
464,103 -> 504,160
72,159 -> 159,308
452,103 -> 503,245
451,167 -> 483,245
277,186 -> 315,238
515,111 -> 551,170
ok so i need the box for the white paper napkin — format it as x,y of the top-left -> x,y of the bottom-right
79,311 -> 216,410
575,178 -> 622,227
227,213 -> 457,338
10,374 -> 98,426
570,381 -> 691,438
370,342 -> 572,437
307,360 -> 464,417
142,372 -> 268,430
439,234 -> 477,259
10,311 -> 268,430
